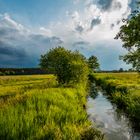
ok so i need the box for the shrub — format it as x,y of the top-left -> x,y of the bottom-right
40,47 -> 89,85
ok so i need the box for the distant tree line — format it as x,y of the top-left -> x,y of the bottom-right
0,68 -> 50,76
98,69 -> 136,73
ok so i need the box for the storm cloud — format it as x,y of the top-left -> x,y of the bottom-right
0,41 -> 30,67
0,14 -> 63,67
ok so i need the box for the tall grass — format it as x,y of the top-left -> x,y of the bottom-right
0,75 -> 103,140
90,73 -> 140,128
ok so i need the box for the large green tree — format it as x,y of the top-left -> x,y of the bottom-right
116,11 -> 140,72
40,47 -> 89,85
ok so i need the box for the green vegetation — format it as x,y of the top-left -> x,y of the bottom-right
88,55 -> 100,72
40,47 -> 89,85
116,10 -> 140,72
90,73 -> 140,127
0,75 -> 103,140
0,47 -> 103,140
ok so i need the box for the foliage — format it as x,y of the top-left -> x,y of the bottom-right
0,75 -> 103,140
116,11 -> 140,72
81,127 -> 104,140
91,73 -> 140,127
88,55 -> 100,72
0,72 -> 4,76
40,47 -> 89,85
119,68 -> 124,72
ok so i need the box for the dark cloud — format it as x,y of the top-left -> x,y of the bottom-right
97,0 -> 122,11
72,41 -> 90,51
0,41 -> 30,67
0,28 -> 20,39
98,0 -> 113,11
110,20 -> 121,29
0,41 -> 26,58
50,36 -> 63,44
73,41 -> 90,46
0,14 -> 63,68
90,18 -> 101,30
75,25 -> 84,33
29,34 -> 63,45
116,20 -> 121,25
0,28 -> 12,36
110,23 -> 115,29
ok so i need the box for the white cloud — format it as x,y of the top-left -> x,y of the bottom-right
39,27 -> 52,37
59,0 -> 131,46
47,0 -> 132,69
46,0 -> 131,50
1,13 -> 30,34
0,0 -> 134,69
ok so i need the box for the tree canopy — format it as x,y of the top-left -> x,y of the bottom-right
88,55 -> 100,72
116,11 -> 140,72
40,47 -> 89,85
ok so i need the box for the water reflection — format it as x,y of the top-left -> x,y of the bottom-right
87,92 -> 140,140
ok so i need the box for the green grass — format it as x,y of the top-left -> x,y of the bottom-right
90,72 -> 140,127
0,75 -> 103,140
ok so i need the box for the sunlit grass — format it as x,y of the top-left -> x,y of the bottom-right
92,72 -> 140,126
0,75 -> 103,140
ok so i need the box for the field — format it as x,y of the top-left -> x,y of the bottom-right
2,73 -> 139,139
91,73 -> 140,127
0,75 -> 103,140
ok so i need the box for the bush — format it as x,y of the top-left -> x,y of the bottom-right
81,127 -> 104,140
40,47 -> 89,85
0,72 -> 4,76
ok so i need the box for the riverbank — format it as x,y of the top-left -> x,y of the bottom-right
0,75 -> 103,140
89,73 -> 140,129
87,91 -> 140,140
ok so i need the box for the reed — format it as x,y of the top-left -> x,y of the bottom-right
90,72 -> 140,128
0,75 -> 103,140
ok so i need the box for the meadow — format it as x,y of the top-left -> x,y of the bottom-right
90,73 -> 140,128
0,75 -> 103,140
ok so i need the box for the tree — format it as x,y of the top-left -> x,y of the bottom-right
40,47 -> 89,85
119,68 -> 124,72
116,11 -> 140,72
88,55 -> 100,72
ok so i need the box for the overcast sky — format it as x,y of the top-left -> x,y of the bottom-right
0,0 -> 137,70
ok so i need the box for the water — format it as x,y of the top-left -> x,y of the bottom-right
87,91 -> 140,140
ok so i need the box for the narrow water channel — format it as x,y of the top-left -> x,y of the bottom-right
87,91 -> 140,140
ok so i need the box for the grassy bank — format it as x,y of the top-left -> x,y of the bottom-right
0,75 -> 103,140
89,73 -> 140,128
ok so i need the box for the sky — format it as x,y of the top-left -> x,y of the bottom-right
0,0 -> 137,70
